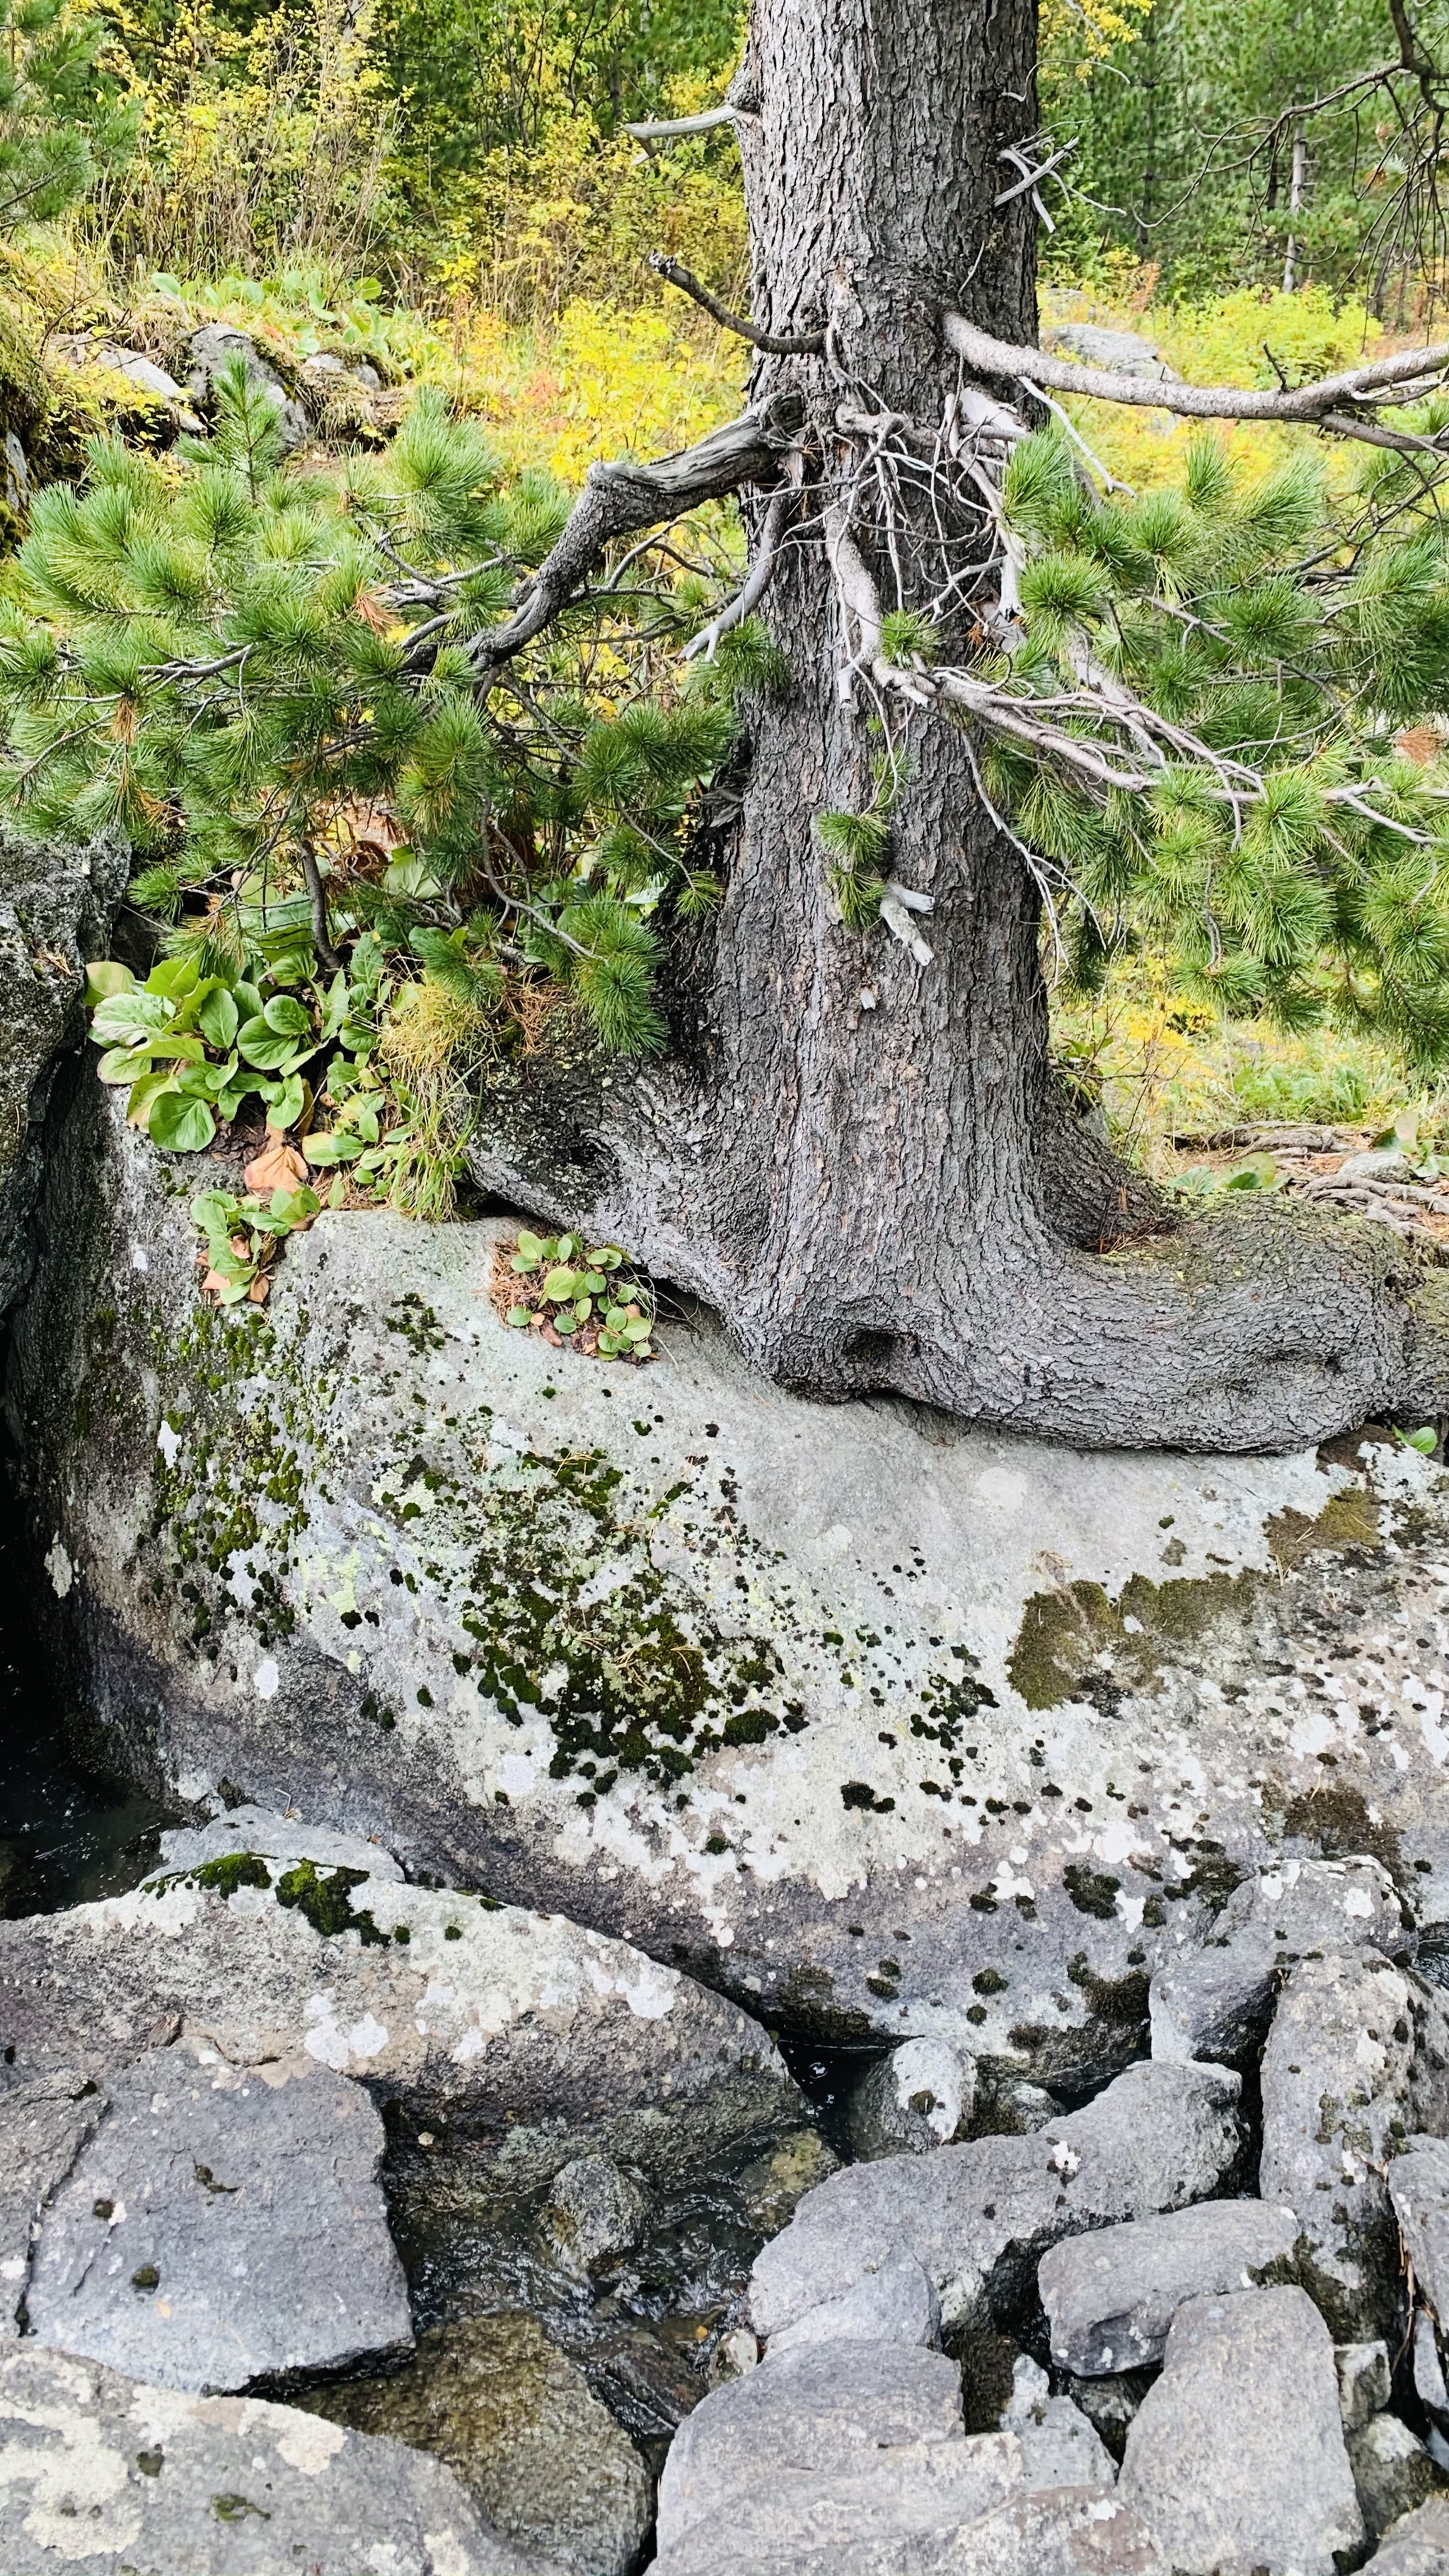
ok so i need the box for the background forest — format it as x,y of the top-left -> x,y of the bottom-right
6,0 -> 1449,1225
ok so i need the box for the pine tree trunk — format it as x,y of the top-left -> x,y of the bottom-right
468,0 -> 1448,1450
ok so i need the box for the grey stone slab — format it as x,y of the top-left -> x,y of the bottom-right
768,2254 -> 940,2355
657,2340 -> 968,2546
26,2045 -> 410,2391
749,2056 -> 1241,2339
158,1804 -> 405,1881
1391,2136 -> 1449,2320
846,2040 -> 975,2158
28,1086 -> 1449,2089
1150,1854 -> 1403,2063
0,2338 -> 555,2574
0,1862 -> 799,2195
185,326 -> 310,451
1119,2285 -> 1363,2575
302,2313 -> 651,2576
1339,2339 -> 1393,2432
1351,2415 -> 1449,2546
1259,1951 -> 1440,2337
0,2067 -> 107,2336
922,2490 -> 1165,2575
650,2437 -> 1027,2576
1037,2197 -> 1299,2373
1001,2360 -> 1115,2492
1366,2496 -> 1449,2572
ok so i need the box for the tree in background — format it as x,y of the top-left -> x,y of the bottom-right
0,0 -> 136,238
14,0 -> 1449,1451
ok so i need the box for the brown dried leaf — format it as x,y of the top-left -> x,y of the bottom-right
248,1274 -> 271,1304
245,1139 -> 307,1194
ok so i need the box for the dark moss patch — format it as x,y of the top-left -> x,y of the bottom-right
274,1858 -> 388,1946
1265,1486 -> 1382,1570
1063,1863 -> 1121,1920
195,1851 -> 272,1900
1066,1951 -> 1150,2028
1274,1780 -> 1403,1880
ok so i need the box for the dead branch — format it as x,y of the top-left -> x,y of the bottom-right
623,105 -> 739,140
682,486 -> 793,661
943,313 -> 1449,445
650,254 -> 825,357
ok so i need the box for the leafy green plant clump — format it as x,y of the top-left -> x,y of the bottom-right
190,1182 -> 320,1304
501,1227 -> 656,1358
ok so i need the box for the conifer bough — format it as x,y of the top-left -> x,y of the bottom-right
16,0 -> 1449,1450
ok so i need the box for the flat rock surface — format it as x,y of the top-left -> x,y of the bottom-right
303,2312 -> 651,2576
1038,2197 -> 1300,2373
0,2338 -> 555,2574
25,2043 -> 410,2391
1150,1854 -> 1403,2062
1389,2135 -> 1449,2316
1259,1950 -> 1437,2335
1119,2285 -> 1363,2574
749,2057 -> 1241,2337
21,1090 -> 1449,2069
0,1856 -> 797,2189
0,2067 -> 107,2337
768,2253 -> 940,2354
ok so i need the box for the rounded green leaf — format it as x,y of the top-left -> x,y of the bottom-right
555,1312 -> 577,1334
198,986 -> 239,1051
507,1305 -> 532,1328
542,1266 -> 578,1300
149,1091 -> 217,1153
516,1229 -> 545,1261
92,990 -> 173,1048
85,961 -> 134,1006
555,1234 -> 577,1261
263,993 -> 312,1037
574,1296 -> 593,1321
623,1316 -> 653,1340
237,1016 -> 301,1071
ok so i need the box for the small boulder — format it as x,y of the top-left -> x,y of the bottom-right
1350,2413 -> 1449,2545
1390,2135 -> 1449,2321
1000,2354 -> 1115,2492
749,2056 -> 1241,2340
304,2312 -> 650,2576
0,2339 -> 549,2575
846,2038 -> 975,2158
1365,2497 -> 1449,2571
1119,2286 -> 1362,2575
1339,2339 -> 1393,2432
184,325 -> 310,451
1063,2369 -> 1155,2459
768,2253 -> 940,2355
537,2154 -> 646,2276
1150,1855 -> 1402,2064
1259,1950 -> 1438,2337
1037,2197 -> 1299,2374
734,2127 -> 838,2235
25,2044 -> 411,2391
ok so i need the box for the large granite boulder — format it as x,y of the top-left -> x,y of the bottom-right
0,2338 -> 554,2574
16,1084 -> 1449,2072
0,821 -> 124,1319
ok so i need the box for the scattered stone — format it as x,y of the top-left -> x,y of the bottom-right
978,2074 -> 1061,2137
1412,2309 -> 1449,2432
1119,2285 -> 1363,2575
304,2312 -> 650,2576
25,2043 -> 410,2391
1339,2339 -> 1393,2432
0,2339 -> 550,2575
1063,2369 -> 1155,2460
709,2328 -> 759,2384
846,2038 -> 975,2157
184,325 -> 310,450
0,1861 -> 799,2190
1350,2413 -> 1449,2544
749,2057 -> 1241,2339
735,2129 -> 839,2236
1150,1854 -> 1403,2062
768,2253 -> 940,2355
1366,2496 -> 1449,2572
0,2067 -> 107,2337
1259,1950 -> 1443,2336
651,2437 -> 1030,2576
536,2153 -> 646,2275
1042,321 -> 1180,381
1000,2355 -> 1115,2492
1390,2135 -> 1449,2321
1037,2197 -> 1299,2374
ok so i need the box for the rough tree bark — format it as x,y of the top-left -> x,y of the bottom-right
465,0 -> 1449,1452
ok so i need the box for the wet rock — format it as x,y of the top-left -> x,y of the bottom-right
1349,2413 -> 1449,2544
0,1859 -> 799,2189
709,2327 -> 758,2384
767,2253 -> 940,2355
1366,2496 -> 1449,2571
1150,1854 -> 1403,2062
735,2128 -> 838,2235
537,2153 -> 646,2275
1118,2285 -> 1362,2575
1259,1950 -> 1438,2336
846,2038 -> 975,2158
1037,2197 -> 1299,2374
749,2056 -> 1241,2339
0,2338 -> 550,2575
184,325 -> 310,451
1339,2338 -> 1393,2432
306,2313 -> 650,2576
0,2067 -> 108,2336
25,2042 -> 410,2391
0,821 -> 124,1321
1000,2355 -> 1115,2491
26,1087 -> 1449,2076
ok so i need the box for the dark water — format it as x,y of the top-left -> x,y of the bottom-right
0,1498 -> 167,1917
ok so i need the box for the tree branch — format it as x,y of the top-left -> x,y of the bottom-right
943,313 -> 1449,443
682,486 -> 793,660
650,254 -> 825,357
623,105 -> 739,140
439,395 -> 806,683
